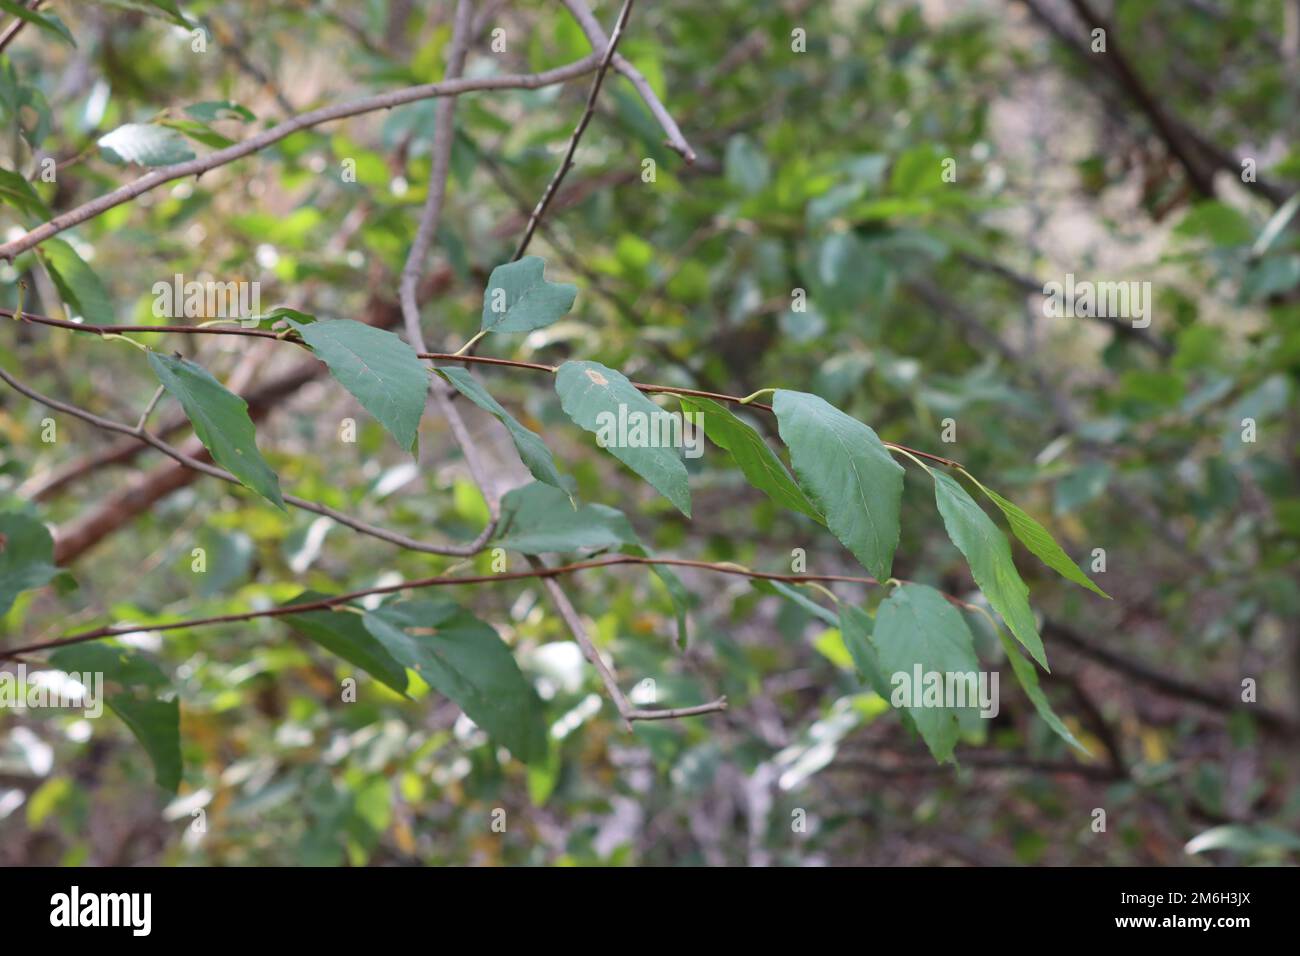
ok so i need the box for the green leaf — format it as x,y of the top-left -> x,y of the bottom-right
932,471 -> 1047,670
107,695 -> 181,792
0,167 -> 50,219
752,578 -> 838,627
436,367 -> 568,494
724,134 -> 770,194
496,482 -> 638,553
772,389 -> 903,580
147,351 -> 285,509
363,600 -> 548,764
496,483 -> 689,647
98,122 -> 195,166
0,512 -> 59,616
88,0 -> 194,28
997,629 -> 1088,755
554,360 -> 692,516
184,100 -> 255,122
679,396 -> 821,521
0,0 -> 74,46
873,583 -> 981,763
838,603 -> 890,696
480,256 -> 577,334
973,480 -> 1109,598
281,592 -> 410,696
290,318 -> 429,453
50,643 -> 168,691
37,238 -> 115,325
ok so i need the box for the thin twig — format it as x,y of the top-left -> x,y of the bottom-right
3,307 -> 962,469
513,0 -> 635,261
0,553 -> 889,660
0,365 -> 495,557
0,53 -> 609,260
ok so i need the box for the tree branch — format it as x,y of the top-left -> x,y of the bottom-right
0,53 -> 609,260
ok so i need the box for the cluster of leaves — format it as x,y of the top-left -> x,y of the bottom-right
2,0 -> 1296,866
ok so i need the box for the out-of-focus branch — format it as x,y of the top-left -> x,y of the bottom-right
514,0 -> 637,261
0,363 -> 494,560
559,0 -> 696,163
0,53 -> 609,259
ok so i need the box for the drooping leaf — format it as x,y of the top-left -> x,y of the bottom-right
496,482 -> 638,553
50,643 -> 168,691
282,592 -> 410,696
772,389 -> 903,580
87,0 -> 194,28
932,471 -> 1047,669
998,630 -> 1088,755
555,360 -> 692,516
147,351 -> 285,509
290,318 -> 429,453
872,583 -> 982,763
184,100 -> 255,122
973,480 -> 1109,598
0,0 -> 74,46
98,122 -> 195,166
480,256 -> 577,334
752,578 -> 838,627
838,603 -> 890,696
679,396 -> 821,521
0,167 -> 50,219
107,695 -> 181,792
0,512 -> 59,616
496,483 -> 689,646
37,238 -> 114,325
363,600 -> 548,764
437,367 -> 568,494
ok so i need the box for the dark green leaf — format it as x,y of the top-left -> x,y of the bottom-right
555,360 -> 692,516
998,630 -> 1088,754
38,238 -> 114,325
363,601 -> 547,764
0,512 -> 59,616
773,389 -> 903,580
480,256 -> 577,334
0,0 -> 74,46
873,583 -> 981,762
679,396 -> 821,521
437,367 -> 567,494
932,471 -> 1047,669
291,318 -> 429,452
974,480 -> 1109,598
107,695 -> 181,792
282,592 -> 410,695
0,167 -> 49,219
147,351 -> 285,509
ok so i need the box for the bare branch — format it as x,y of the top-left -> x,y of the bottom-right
0,53 -> 607,260
513,0 -> 635,261
0,365 -> 494,558
559,0 -> 696,163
